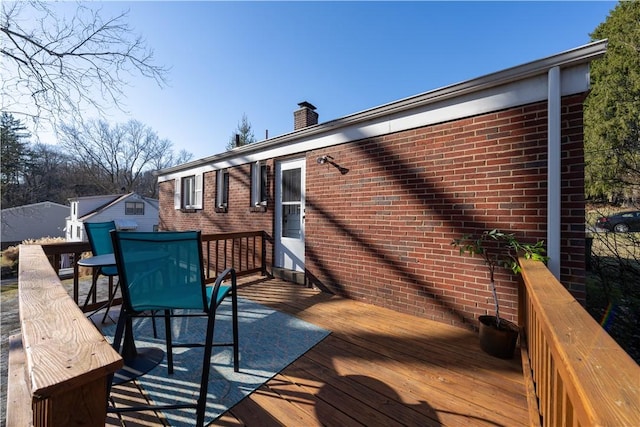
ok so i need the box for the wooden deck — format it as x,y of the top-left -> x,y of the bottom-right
106,275 -> 530,426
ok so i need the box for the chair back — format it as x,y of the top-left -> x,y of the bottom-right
110,230 -> 208,313
85,221 -> 117,256
85,221 -> 118,276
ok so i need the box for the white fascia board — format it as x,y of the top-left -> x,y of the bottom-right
159,66 -> 589,183
158,40 -> 605,183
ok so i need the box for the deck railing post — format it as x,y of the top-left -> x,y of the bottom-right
261,231 -> 267,276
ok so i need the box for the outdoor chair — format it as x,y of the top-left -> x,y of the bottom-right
83,221 -> 120,323
108,230 -> 239,427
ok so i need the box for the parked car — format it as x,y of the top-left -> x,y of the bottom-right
595,211 -> 640,233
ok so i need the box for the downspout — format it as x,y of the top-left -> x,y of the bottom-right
547,66 -> 561,279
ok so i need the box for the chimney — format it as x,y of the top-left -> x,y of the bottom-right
294,101 -> 318,130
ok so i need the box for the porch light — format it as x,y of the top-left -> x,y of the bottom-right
317,155 -> 329,165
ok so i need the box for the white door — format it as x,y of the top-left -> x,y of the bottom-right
275,158 -> 305,272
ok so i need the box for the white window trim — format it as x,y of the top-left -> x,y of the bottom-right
176,174 -> 203,210
251,161 -> 267,207
194,173 -> 203,209
174,178 -> 181,209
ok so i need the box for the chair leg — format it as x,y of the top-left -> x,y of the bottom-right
196,312 -> 217,427
106,311 -> 127,399
164,310 -> 174,374
100,279 -> 119,324
82,269 -> 99,310
151,310 -> 158,338
232,290 -> 239,372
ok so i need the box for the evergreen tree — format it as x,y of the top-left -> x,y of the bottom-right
585,1 -> 640,202
1,112 -> 33,207
226,113 -> 256,150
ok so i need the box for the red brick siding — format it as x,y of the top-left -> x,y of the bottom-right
159,96 -> 587,329
159,161 -> 275,267
305,96 -> 586,328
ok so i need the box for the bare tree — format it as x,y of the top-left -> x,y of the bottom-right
1,1 -> 167,133
22,143 -> 81,203
59,119 -> 188,197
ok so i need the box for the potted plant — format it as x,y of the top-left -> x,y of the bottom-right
451,229 -> 548,359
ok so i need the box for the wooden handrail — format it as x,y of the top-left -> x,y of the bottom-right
8,245 -> 123,426
519,258 -> 639,426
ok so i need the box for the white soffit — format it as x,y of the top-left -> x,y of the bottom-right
158,40 -> 605,182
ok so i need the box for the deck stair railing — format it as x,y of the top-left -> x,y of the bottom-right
518,258 -> 639,426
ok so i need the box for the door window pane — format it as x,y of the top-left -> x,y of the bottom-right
282,169 -> 301,202
282,205 -> 301,238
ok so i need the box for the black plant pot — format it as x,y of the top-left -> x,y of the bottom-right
478,315 -> 519,359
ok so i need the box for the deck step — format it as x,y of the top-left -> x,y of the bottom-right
271,267 -> 305,285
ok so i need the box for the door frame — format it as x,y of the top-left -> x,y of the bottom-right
274,157 -> 306,272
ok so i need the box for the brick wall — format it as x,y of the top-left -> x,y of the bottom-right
159,161 -> 275,267
305,95 -> 586,328
159,95 -> 587,329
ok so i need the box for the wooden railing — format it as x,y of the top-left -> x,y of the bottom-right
518,258 -> 639,426
40,240 -> 98,307
7,245 -> 122,426
39,231 -> 268,313
201,230 -> 268,281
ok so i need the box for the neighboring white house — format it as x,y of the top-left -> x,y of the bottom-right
65,193 -> 159,242
1,201 -> 69,249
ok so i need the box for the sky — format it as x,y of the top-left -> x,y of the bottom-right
19,1 -> 618,160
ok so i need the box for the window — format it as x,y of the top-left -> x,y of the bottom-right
216,169 -> 229,209
125,201 -> 144,215
251,162 -> 268,206
174,174 -> 203,209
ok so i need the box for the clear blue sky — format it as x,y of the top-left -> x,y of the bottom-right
45,1 -> 618,160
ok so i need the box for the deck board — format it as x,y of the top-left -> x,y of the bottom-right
105,276 -> 529,426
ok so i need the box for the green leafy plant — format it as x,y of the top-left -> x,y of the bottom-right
451,229 -> 549,326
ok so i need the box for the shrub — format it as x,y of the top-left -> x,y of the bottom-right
2,237 -> 68,273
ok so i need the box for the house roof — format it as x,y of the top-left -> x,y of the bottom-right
78,192 -> 159,221
1,201 -> 68,213
1,201 -> 69,242
156,39 -> 607,181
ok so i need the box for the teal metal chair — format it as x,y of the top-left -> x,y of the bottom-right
83,221 -> 119,322
108,230 -> 239,427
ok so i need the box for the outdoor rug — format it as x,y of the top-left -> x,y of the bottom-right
103,297 -> 330,426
